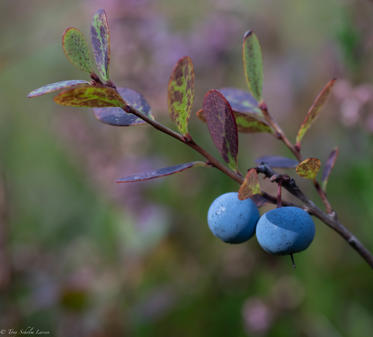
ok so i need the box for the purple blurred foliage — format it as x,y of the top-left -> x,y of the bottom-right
333,80 -> 373,132
242,297 -> 273,336
133,285 -> 177,322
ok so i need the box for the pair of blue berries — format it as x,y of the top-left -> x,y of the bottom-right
207,192 -> 315,255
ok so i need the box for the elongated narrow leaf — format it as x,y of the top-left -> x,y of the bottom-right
168,56 -> 195,135
203,90 -> 239,170
255,155 -> 298,168
94,87 -> 154,126
322,147 -> 339,190
63,27 -> 95,73
218,88 -> 261,115
242,30 -> 263,102
54,85 -> 125,107
91,9 -> 110,81
28,80 -> 89,98
296,158 -> 321,179
296,79 -> 336,146
196,109 -> 271,133
238,168 -> 261,200
116,161 -> 205,183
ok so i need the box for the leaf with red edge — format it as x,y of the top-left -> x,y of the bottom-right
91,9 -> 110,82
54,85 -> 125,107
255,155 -> 298,168
116,161 -> 206,183
168,56 -> 195,135
322,147 -> 339,190
296,158 -> 321,179
62,27 -> 95,74
238,168 -> 261,200
28,80 -> 90,98
218,88 -> 261,114
93,88 -> 154,126
203,90 -> 239,170
296,79 -> 336,146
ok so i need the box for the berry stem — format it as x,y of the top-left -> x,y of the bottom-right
290,254 -> 296,268
277,183 -> 282,208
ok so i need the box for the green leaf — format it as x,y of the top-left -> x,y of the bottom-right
322,147 -> 339,190
91,9 -> 110,82
234,112 -> 272,133
203,90 -> 238,170
296,158 -> 321,180
196,109 -> 271,133
238,168 -> 261,200
242,30 -> 263,102
168,56 -> 195,135
28,80 -> 90,98
93,87 -> 154,126
116,161 -> 206,183
296,79 -> 336,146
62,27 -> 95,74
54,85 -> 125,107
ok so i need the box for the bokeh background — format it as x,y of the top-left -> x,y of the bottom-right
1,0 -> 373,336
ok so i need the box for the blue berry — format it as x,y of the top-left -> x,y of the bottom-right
256,207 -> 315,255
207,192 -> 260,243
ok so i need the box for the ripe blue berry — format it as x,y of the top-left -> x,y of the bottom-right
256,207 -> 315,255
207,192 -> 260,244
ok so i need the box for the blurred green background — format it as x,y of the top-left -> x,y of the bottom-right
1,0 -> 373,336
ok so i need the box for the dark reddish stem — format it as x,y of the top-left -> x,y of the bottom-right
260,103 -> 333,214
119,90 -> 373,269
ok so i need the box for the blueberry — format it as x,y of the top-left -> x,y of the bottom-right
256,207 -> 315,255
207,192 -> 260,243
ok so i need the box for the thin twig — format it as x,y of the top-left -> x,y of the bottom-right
260,103 -> 334,213
121,93 -> 373,269
256,164 -> 373,268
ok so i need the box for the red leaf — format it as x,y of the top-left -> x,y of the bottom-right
202,90 -> 239,170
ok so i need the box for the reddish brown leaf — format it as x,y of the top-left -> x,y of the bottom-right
203,90 -> 238,170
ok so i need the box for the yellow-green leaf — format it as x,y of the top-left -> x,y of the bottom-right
234,111 -> 272,133
238,168 -> 261,200
62,27 -> 95,74
242,30 -> 263,102
54,85 -> 125,108
296,158 -> 321,180
167,56 -> 195,135
296,79 -> 336,146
